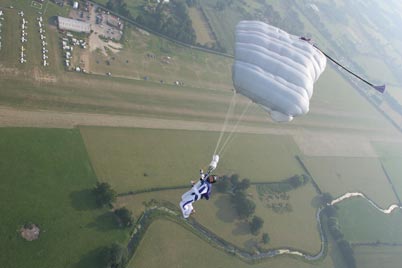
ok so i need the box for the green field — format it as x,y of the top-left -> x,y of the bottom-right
372,142 -> 402,199
337,198 -> 402,243
89,25 -> 233,91
380,158 -> 402,199
354,246 -> 402,268
194,183 -> 321,253
0,128 -> 128,268
301,156 -> 397,207
129,219 -> 337,268
79,127 -> 305,193
117,183 -> 321,254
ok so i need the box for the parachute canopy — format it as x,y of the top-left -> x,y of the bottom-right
232,21 -> 327,122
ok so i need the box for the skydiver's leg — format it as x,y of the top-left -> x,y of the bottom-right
179,200 -> 194,218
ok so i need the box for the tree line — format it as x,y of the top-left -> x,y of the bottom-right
321,193 -> 357,268
106,0 -> 196,45
92,182 -> 134,268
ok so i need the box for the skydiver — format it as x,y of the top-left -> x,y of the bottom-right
179,169 -> 219,218
179,155 -> 219,218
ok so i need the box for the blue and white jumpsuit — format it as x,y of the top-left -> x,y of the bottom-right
179,171 -> 212,218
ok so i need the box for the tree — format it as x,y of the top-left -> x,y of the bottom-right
229,174 -> 239,186
250,216 -> 264,235
287,174 -> 308,188
262,232 -> 270,244
232,192 -> 255,219
101,243 -> 128,268
337,239 -> 356,268
215,175 -> 232,193
323,205 -> 338,217
320,192 -> 334,206
93,182 -> 116,207
235,178 -> 251,192
114,207 -> 134,227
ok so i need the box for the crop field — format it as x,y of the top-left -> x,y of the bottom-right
354,246 -> 402,268
337,198 -> 402,243
372,141 -> 402,158
371,142 -> 402,199
380,159 -> 402,199
194,183 -> 321,253
353,54 -> 399,85
300,156 -> 397,207
188,7 -> 215,45
0,128 -> 128,268
128,219 -> 337,268
79,126 -> 304,193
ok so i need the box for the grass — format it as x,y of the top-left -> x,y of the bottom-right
194,183 -> 322,254
380,158 -> 402,199
0,128 -> 128,268
128,219 -> 337,268
354,246 -> 402,268
300,155 -> 397,207
337,198 -> 402,243
116,183 -> 321,254
371,142 -> 402,199
89,25 -> 233,91
79,126 -> 305,193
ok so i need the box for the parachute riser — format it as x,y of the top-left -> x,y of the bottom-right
311,44 -> 385,93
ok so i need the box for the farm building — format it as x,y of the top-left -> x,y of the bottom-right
58,16 -> 90,33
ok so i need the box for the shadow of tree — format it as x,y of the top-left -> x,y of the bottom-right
73,246 -> 105,268
243,238 -> 259,250
311,195 -> 322,209
232,220 -> 250,236
86,212 -> 117,231
214,194 -> 237,223
70,189 -> 98,211
328,239 -> 348,268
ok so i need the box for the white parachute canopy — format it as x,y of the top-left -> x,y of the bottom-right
232,21 -> 327,122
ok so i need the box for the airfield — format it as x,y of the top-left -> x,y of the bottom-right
1,0 -> 402,268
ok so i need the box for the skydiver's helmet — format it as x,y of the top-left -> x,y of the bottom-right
208,175 -> 218,184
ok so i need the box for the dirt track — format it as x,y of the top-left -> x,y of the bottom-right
2,105 -> 402,158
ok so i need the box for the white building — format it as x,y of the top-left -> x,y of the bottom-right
58,16 -> 90,33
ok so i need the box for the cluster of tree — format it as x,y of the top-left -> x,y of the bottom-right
92,183 -> 134,228
322,197 -> 356,268
106,0 -> 133,19
214,0 -> 234,11
215,174 -> 250,193
100,243 -> 128,268
114,207 -> 134,227
286,174 -> 310,189
136,0 -> 196,44
93,182 -> 117,207
231,191 -> 256,219
218,174 -> 265,236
